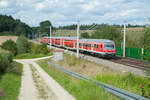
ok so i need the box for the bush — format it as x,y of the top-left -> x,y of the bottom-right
0,53 -> 13,73
31,43 -> 49,55
16,35 -> 30,54
38,43 -> 48,54
1,40 -> 17,56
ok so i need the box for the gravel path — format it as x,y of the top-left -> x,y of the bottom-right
16,56 -> 75,100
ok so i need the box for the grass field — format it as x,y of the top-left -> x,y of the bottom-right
0,36 -> 18,45
53,28 -> 144,39
38,60 -> 121,100
14,52 -> 53,59
42,54 -> 150,97
53,30 -> 94,37
0,62 -> 23,100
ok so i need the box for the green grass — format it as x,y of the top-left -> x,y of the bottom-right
0,62 -> 23,100
95,73 -> 150,96
47,54 -> 150,98
14,52 -> 52,59
37,60 -> 121,100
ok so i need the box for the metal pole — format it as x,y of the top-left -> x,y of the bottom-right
123,21 -> 126,57
77,20 -> 80,58
32,32 -> 33,40
39,32 -> 40,43
50,26 -> 52,48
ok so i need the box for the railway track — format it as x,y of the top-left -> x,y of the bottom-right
52,45 -> 150,73
110,57 -> 150,72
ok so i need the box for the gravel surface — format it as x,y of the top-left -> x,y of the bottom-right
16,56 -> 75,100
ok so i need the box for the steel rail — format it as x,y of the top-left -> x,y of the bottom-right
47,61 -> 149,100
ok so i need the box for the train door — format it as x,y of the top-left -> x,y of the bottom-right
94,43 -> 99,51
91,43 -> 93,51
62,39 -> 65,47
100,43 -> 103,51
74,42 -> 76,48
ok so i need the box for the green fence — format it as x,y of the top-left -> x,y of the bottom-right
116,46 -> 150,61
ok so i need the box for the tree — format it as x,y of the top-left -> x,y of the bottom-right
1,40 -> 17,56
16,35 -> 30,54
91,24 -> 122,45
0,14 -> 32,36
40,20 -> 52,34
80,32 -> 90,38
141,27 -> 150,49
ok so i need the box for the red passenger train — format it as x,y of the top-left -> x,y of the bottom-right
41,37 -> 116,58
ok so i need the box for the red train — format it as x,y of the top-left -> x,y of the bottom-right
41,37 -> 116,58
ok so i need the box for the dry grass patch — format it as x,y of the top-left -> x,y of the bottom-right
48,53 -> 123,77
0,36 -> 18,45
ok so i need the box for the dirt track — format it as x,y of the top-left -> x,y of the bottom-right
0,36 -> 18,45
16,56 -> 75,100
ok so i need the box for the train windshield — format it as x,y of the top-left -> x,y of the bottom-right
104,42 -> 115,50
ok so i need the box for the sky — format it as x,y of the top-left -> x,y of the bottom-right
0,0 -> 150,27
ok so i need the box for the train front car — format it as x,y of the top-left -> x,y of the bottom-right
103,41 -> 116,58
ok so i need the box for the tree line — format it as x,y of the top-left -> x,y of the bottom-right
57,23 -> 144,30
0,15 -> 32,36
0,14 -> 52,37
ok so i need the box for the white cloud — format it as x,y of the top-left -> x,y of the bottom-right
120,9 -> 138,17
0,0 -> 10,7
0,0 -> 150,26
36,2 -> 45,11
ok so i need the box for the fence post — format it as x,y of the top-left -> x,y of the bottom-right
141,48 -> 144,60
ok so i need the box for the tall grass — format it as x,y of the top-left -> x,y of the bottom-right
0,62 -> 23,100
38,60 -> 121,100
95,73 -> 150,96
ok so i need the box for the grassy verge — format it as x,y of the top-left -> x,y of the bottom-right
0,62 -> 23,100
37,60 -> 121,100
14,52 -> 52,59
45,54 -> 150,98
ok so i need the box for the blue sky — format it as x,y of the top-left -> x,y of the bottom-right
0,0 -> 150,27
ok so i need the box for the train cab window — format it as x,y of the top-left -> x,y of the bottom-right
104,42 -> 115,50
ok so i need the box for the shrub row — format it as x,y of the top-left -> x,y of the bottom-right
0,53 -> 13,73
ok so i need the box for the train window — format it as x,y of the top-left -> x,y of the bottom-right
88,44 -> 91,48
94,44 -> 98,48
86,44 -> 88,47
94,44 -> 96,48
101,44 -> 103,48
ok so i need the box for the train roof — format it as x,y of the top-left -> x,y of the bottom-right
43,36 -> 114,43
79,39 -> 114,43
